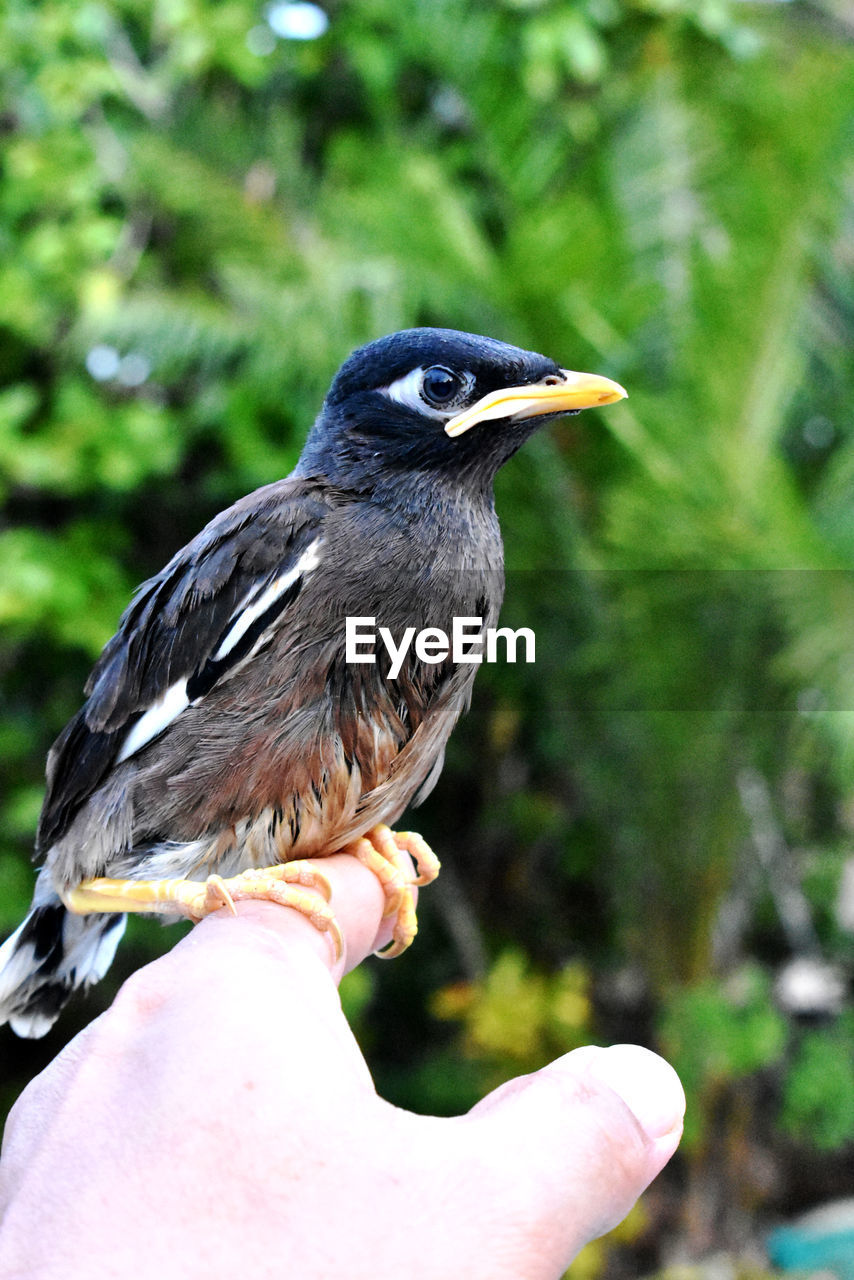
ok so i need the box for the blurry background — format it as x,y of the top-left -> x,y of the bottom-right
1,0 -> 853,1274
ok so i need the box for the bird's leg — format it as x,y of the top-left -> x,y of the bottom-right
63,862 -> 344,960
64,826 -> 440,963
349,824 -> 441,959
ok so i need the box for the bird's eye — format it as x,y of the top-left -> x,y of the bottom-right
421,366 -> 464,408
382,365 -> 474,420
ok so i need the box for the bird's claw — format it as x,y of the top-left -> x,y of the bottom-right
202,874 -> 238,916
350,824 -> 441,959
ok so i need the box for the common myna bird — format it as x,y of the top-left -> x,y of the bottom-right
0,328 -> 625,1037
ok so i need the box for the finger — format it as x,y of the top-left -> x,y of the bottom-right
188,847 -> 414,981
461,1044 -> 685,1276
90,851 -> 413,1093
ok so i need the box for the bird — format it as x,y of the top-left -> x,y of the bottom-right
0,327 -> 626,1038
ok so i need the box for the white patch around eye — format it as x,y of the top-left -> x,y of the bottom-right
116,679 -> 190,763
213,537 -> 323,662
382,367 -> 479,422
382,368 -> 447,419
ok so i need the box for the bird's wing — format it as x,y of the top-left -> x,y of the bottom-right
38,479 -> 330,852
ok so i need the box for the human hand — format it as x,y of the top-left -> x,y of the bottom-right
0,854 -> 684,1279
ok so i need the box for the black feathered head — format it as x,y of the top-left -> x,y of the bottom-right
297,328 -> 625,493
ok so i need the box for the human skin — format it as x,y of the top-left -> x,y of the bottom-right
0,854 -> 684,1279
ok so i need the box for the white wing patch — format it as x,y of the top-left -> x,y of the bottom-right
116,679 -> 190,763
115,537 -> 323,765
213,538 -> 322,661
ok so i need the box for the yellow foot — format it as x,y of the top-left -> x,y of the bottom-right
349,824 -> 441,960
62,862 -> 344,961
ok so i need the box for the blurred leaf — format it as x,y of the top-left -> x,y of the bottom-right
781,1014 -> 854,1151
659,965 -> 787,1145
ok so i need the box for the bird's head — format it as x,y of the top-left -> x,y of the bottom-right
297,328 -> 626,497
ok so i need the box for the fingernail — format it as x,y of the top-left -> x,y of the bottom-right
589,1044 -> 686,1140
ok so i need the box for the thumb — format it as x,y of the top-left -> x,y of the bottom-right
462,1044 -> 685,1278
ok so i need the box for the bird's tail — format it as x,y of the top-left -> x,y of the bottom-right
0,882 -> 126,1038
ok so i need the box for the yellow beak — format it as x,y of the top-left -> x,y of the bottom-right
444,369 -> 627,438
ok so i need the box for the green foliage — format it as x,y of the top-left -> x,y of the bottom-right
659,965 -> 787,1147
781,1013 -> 854,1151
432,950 -> 593,1084
2,0 -> 854,1262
